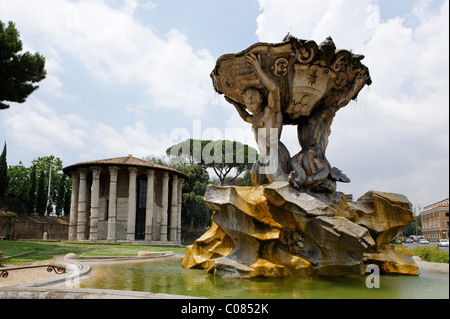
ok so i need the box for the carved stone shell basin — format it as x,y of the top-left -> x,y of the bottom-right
210,36 -> 372,122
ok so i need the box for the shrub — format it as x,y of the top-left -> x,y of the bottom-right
395,245 -> 413,257
396,245 -> 449,263
412,246 -> 449,263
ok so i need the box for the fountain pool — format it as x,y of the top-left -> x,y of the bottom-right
79,255 -> 448,299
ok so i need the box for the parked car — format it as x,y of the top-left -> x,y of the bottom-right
405,238 -> 414,243
437,239 -> 449,247
419,238 -> 429,244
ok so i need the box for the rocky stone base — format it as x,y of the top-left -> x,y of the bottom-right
182,182 -> 419,278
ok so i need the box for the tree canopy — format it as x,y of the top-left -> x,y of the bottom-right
2,153 -> 71,216
166,139 -> 258,185
0,20 -> 46,110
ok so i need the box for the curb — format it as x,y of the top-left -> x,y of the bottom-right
0,286 -> 202,299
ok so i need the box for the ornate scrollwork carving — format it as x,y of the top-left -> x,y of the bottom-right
332,55 -> 347,72
272,57 -> 289,77
333,71 -> 348,89
332,50 -> 352,72
297,41 -> 317,64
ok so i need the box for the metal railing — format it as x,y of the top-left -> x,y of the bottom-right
0,264 -> 65,279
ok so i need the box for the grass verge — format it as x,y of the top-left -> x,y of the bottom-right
0,240 -> 186,265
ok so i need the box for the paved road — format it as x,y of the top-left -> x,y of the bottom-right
403,241 -> 449,253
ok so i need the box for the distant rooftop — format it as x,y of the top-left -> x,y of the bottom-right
423,198 -> 449,210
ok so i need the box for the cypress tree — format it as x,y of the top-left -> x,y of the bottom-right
0,142 -> 7,200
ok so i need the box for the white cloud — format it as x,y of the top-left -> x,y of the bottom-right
2,99 -> 88,159
1,99 -> 174,165
1,0 -> 216,116
256,0 -> 374,47
39,58 -> 64,97
256,0 -> 327,42
84,120 -> 173,161
139,29 -> 216,114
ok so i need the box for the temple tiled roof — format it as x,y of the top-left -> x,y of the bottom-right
63,155 -> 189,180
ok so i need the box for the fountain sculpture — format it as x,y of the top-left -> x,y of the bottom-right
182,35 -> 419,278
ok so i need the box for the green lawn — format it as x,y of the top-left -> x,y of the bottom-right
0,240 -> 186,265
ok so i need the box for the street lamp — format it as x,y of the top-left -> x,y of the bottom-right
414,204 -> 422,245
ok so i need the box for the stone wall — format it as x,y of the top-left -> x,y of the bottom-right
0,212 -> 69,240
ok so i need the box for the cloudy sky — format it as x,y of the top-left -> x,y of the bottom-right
1,0 -> 448,210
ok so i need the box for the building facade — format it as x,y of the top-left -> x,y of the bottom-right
63,155 -> 188,243
420,198 -> 449,241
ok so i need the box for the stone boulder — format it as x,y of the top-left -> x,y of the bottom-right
182,182 -> 419,278
345,191 -> 416,250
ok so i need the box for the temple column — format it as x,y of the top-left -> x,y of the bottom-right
160,172 -> 169,241
126,167 -> 138,241
177,178 -> 185,242
89,167 -> 102,241
169,175 -> 178,241
68,171 -> 79,241
77,168 -> 89,241
145,169 -> 155,242
107,166 -> 119,241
